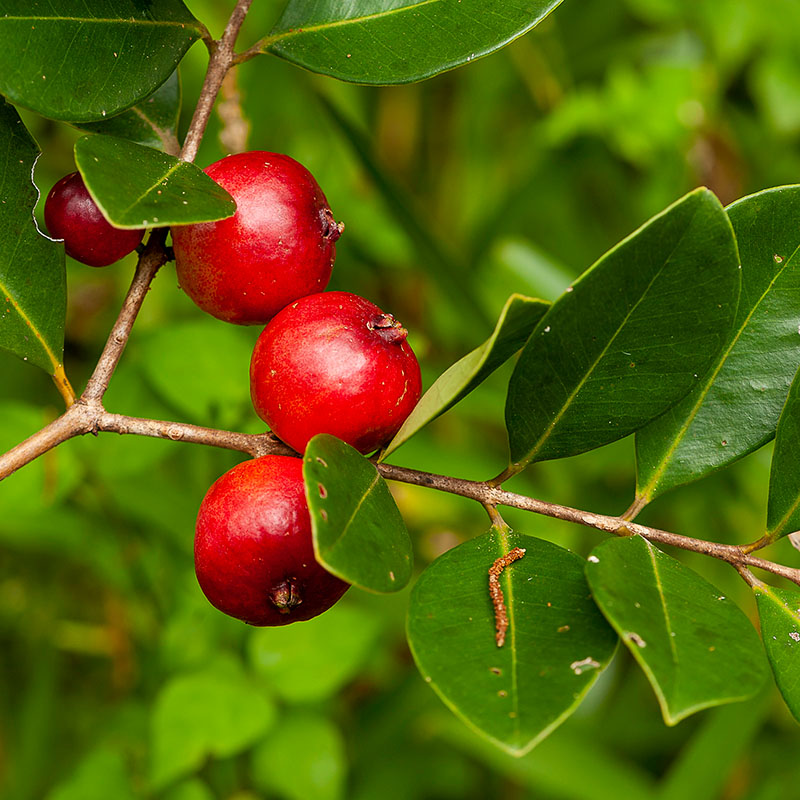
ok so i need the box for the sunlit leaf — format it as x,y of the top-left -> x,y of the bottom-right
586,535 -> 768,725
407,529 -> 617,756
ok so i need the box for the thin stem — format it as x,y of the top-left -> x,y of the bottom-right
52,364 -> 76,408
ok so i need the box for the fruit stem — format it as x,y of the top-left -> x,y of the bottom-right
367,313 -> 408,344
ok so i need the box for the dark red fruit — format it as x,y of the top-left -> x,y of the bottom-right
250,291 -> 422,454
171,151 -> 342,325
44,172 -> 144,267
194,455 -> 349,626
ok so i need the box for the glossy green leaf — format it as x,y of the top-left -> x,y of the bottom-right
74,135 -> 235,228
754,583 -> 800,722
382,294 -> 550,459
251,712 -> 346,800
634,186 -> 800,508
765,365 -> 800,541
586,535 -> 768,725
304,434 -> 412,592
505,188 -> 740,468
150,667 -> 276,790
0,99 -> 66,375
0,1 -> 202,122
407,529 -> 618,756
264,0 -> 565,85
75,71 -> 181,152
248,601 -> 381,703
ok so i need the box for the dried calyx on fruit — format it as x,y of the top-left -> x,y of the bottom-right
250,291 -> 422,455
194,455 -> 349,626
44,171 -> 144,267
171,151 -> 343,325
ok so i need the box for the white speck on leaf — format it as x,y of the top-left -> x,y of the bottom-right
626,632 -> 646,648
570,657 -> 600,675
588,555 -> 599,563
790,631 -> 800,642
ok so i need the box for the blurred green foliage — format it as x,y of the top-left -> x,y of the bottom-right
3,0 -> 800,797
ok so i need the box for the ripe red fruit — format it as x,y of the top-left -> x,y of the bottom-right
171,151 -> 342,325
194,455 -> 349,626
250,291 -> 422,454
44,172 -> 144,267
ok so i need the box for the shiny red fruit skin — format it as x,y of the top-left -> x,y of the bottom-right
44,172 -> 144,267
250,291 -> 422,454
194,455 -> 349,626
171,151 -> 341,325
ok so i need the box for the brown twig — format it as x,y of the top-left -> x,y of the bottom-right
489,548 -> 527,647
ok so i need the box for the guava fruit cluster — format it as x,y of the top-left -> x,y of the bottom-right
46,152 -> 422,626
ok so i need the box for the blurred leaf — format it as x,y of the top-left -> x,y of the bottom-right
248,601 -> 381,703
251,711 -> 346,800
765,365 -> 800,541
382,294 -> 550,458
46,745 -> 135,800
304,435 -> 412,592
163,779 -> 215,800
138,319 -> 254,428
754,583 -> 800,722
264,0 -> 565,85
0,99 -> 66,375
407,529 -> 618,756
635,186 -> 800,508
0,1 -> 202,122
586,535 -> 768,725
74,135 -> 235,228
505,188 -> 740,468
75,70 -> 181,152
150,667 -> 276,790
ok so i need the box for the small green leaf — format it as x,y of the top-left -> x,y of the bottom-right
248,601 -> 381,703
163,780 -> 214,800
754,583 -> 800,722
150,667 -> 276,790
0,99 -> 66,374
46,745 -> 135,800
635,186 -> 800,507
251,712 -> 346,800
505,188 -> 740,469
304,434 -> 412,592
765,365 -> 800,541
74,135 -> 235,228
75,70 -> 181,152
382,294 -> 550,459
264,0 -> 564,85
407,530 -> 618,756
0,1 -> 202,122
586,535 -> 768,725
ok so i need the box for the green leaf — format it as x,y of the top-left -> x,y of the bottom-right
264,1 -> 564,85
46,745 -> 135,800
74,135 -> 235,228
163,780 -> 214,800
0,99 -> 66,375
248,601 -> 381,703
754,583 -> 800,722
382,294 -> 550,459
74,70 -> 181,152
407,529 -> 618,756
505,188 -> 740,468
150,667 -> 276,790
765,365 -> 800,541
585,535 -> 768,725
304,434 -> 413,592
634,186 -> 800,508
251,712 -> 346,800
0,1 -> 202,122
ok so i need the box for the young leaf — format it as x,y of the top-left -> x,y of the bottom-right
0,100 -> 66,376
407,529 -> 618,756
74,135 -> 235,228
304,434 -> 412,592
74,71 -> 181,153
264,0 -> 565,85
634,186 -> 800,509
0,1 -> 202,122
504,188 -> 740,469
586,535 -> 768,725
754,583 -> 800,722
765,365 -> 800,542
382,295 -> 550,459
